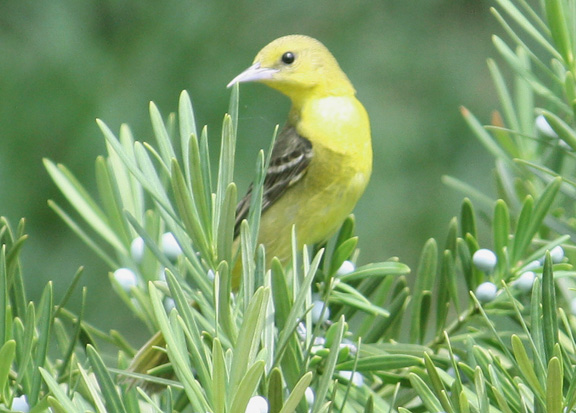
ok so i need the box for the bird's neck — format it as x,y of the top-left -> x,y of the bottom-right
269,70 -> 356,110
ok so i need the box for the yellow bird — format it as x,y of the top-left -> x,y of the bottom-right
229,34 -> 372,269
130,35 -> 371,385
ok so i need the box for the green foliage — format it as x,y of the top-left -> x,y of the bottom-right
34,87 -> 412,411
0,1 -> 497,314
3,0 -> 576,411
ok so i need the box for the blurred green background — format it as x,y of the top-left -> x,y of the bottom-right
0,1 -> 499,344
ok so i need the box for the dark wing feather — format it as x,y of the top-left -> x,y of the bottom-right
234,125 -> 313,237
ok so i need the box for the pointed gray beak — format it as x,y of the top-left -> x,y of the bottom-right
227,62 -> 278,88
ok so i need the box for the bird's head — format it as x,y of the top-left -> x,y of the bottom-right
227,35 -> 355,103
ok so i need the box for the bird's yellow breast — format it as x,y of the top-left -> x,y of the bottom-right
297,95 -> 372,177
257,96 -> 372,262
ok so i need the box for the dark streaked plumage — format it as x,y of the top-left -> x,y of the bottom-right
234,126 -> 313,237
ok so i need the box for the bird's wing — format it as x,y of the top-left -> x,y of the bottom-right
234,125 -> 313,237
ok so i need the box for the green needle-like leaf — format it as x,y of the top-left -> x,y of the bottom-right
488,58 -> 521,135
339,262 -> 409,282
212,338 -> 227,413
0,340 -> 15,396
493,199 -> 510,259
229,361 -> 266,413
268,368 -> 284,413
164,270 -> 213,389
546,357 -> 563,413
541,252 -> 558,362
409,373 -> 444,413
87,345 -> 127,413
410,238 -> 437,344
77,362 -> 108,413
511,335 -> 545,401
541,109 -> 576,150
495,0 -> 558,57
149,101 -> 176,167
229,287 -> 269,392
312,317 -> 345,411
423,353 -> 446,404
95,156 -> 132,245
29,282 -> 53,405
460,198 -> 477,239
0,248 -> 8,347
461,106 -> 515,165
337,354 -> 421,371
39,368 -> 78,413
474,367 -> 489,413
44,159 -> 126,253
216,182 -> 237,264
171,160 -> 212,263
186,133 -> 212,231
279,371 -> 313,413
215,114 -> 236,239
545,0 -> 574,68
178,91 -> 198,183
436,249 -> 459,333
329,237 -> 358,275
149,284 -> 210,411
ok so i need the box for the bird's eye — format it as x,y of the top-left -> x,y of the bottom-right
281,52 -> 295,64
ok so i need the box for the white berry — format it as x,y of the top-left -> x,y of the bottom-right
340,340 -> 358,355
514,271 -> 536,292
535,115 -> 558,138
296,323 -> 307,340
338,371 -> 364,386
475,282 -> 498,303
245,396 -> 268,413
310,336 -> 326,353
113,268 -> 138,291
311,300 -> 330,324
207,269 -> 215,281
130,237 -> 145,262
472,249 -> 497,272
161,232 -> 183,260
525,260 -> 541,271
164,298 -> 176,312
11,395 -> 29,412
550,246 -> 564,263
305,387 -> 315,406
336,260 -> 355,276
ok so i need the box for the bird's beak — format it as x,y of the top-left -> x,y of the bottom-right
227,62 -> 278,88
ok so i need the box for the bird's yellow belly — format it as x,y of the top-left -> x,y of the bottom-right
257,154 -> 370,263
